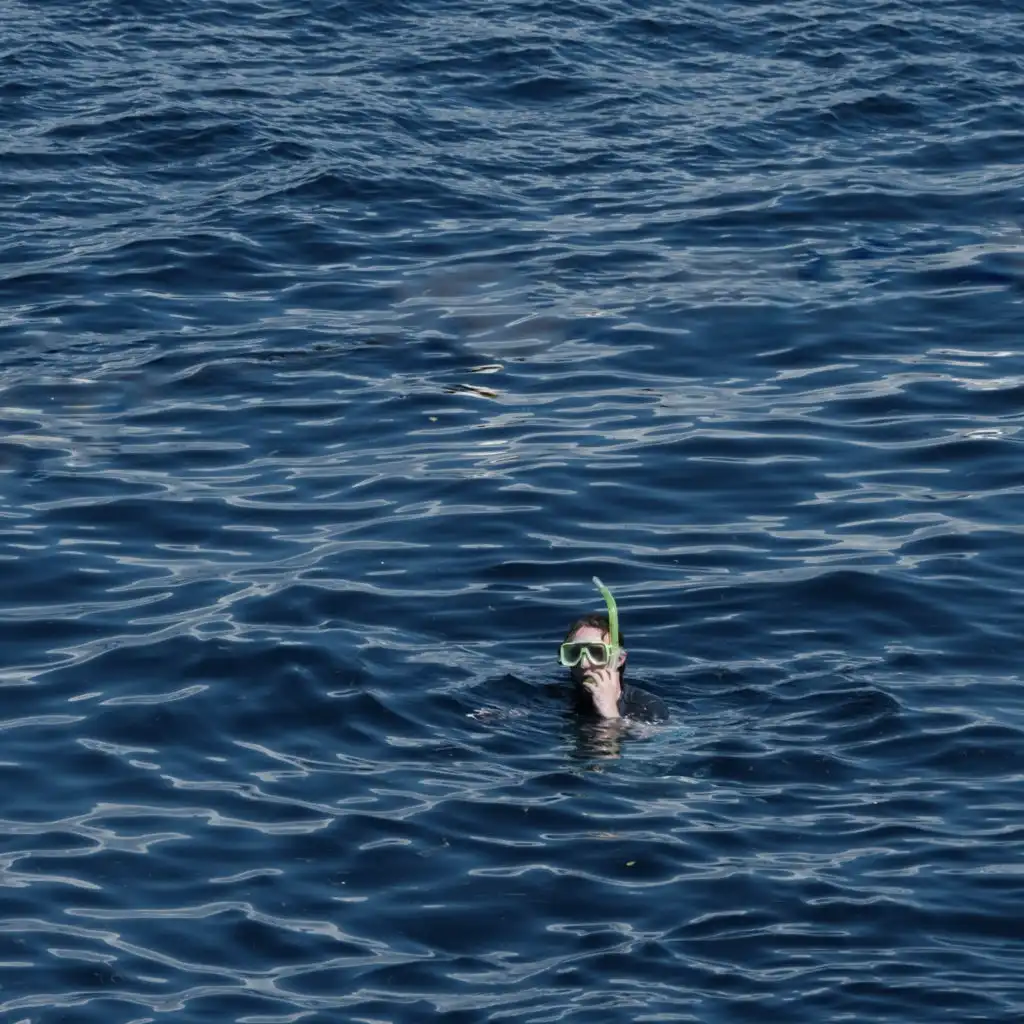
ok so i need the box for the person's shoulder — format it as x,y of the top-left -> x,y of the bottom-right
621,683 -> 669,723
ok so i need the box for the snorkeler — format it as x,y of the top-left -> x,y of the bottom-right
560,577 -> 669,724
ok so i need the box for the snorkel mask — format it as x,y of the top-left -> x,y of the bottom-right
558,576 -> 622,668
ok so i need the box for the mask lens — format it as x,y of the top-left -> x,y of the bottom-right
559,642 -> 583,666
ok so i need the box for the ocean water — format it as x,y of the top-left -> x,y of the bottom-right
2,0 -> 1024,1020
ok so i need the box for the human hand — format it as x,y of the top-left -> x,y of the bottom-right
581,663 -> 622,719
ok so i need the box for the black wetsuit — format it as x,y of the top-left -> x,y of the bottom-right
618,683 -> 670,723
573,682 -> 669,723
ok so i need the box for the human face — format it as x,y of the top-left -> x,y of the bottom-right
563,624 -> 624,685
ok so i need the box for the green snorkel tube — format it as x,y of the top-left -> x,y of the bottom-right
592,576 -> 620,654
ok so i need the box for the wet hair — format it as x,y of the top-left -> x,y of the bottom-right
564,614 -> 627,680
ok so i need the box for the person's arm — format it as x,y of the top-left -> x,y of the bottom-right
581,664 -> 622,719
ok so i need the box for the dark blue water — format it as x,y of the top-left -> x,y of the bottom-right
3,0 -> 1024,1020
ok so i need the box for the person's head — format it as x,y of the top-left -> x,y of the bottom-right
560,614 -> 627,688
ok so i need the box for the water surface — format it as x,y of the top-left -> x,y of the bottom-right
3,0 -> 1024,1020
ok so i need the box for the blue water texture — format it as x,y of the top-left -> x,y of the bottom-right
3,0 -> 1024,1020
